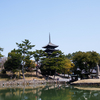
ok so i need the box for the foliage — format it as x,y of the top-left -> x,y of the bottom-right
25,59 -> 35,71
4,51 -> 21,74
0,57 -> 7,70
72,51 -> 100,78
66,53 -> 72,60
1,69 -> 6,74
61,58 -> 74,76
33,50 -> 45,62
16,39 -> 35,79
40,50 -> 65,76
0,47 -> 3,58
16,39 -> 35,59
33,50 -> 45,76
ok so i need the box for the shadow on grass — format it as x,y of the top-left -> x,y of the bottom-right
0,71 -> 43,80
0,73 -> 22,80
25,73 -> 43,79
0,74 -> 10,78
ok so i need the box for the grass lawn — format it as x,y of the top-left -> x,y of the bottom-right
73,79 -> 100,84
0,71 -> 45,81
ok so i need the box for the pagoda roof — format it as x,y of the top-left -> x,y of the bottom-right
44,49 -> 58,52
42,34 -> 58,48
43,42 -> 58,48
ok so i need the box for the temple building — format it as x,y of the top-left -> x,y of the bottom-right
42,34 -> 59,56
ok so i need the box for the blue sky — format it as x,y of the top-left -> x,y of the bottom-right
0,0 -> 100,57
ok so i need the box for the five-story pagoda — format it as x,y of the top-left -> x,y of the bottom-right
42,34 -> 58,56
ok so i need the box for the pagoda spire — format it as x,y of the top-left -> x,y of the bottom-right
43,33 -> 58,49
49,33 -> 51,43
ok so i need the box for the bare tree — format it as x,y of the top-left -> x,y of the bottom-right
0,57 -> 7,70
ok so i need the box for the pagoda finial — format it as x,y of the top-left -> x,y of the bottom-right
49,33 -> 51,43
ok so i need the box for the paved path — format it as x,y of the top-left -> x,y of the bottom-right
37,70 -> 71,82
49,75 -> 71,82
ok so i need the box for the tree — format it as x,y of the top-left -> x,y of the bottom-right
24,58 -> 35,71
33,50 -> 44,77
86,51 -> 100,73
0,57 -> 7,70
40,50 -> 65,79
66,53 -> 72,60
61,58 -> 74,77
4,51 -> 21,77
16,39 -> 35,80
0,47 -> 3,58
72,51 -> 100,79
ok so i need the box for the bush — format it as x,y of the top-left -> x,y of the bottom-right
1,69 -> 6,74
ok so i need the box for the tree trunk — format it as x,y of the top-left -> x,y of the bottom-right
68,74 -> 69,78
36,67 -> 37,77
36,61 -> 38,77
18,65 -> 21,79
64,69 -> 65,77
22,64 -> 25,80
19,70 -> 21,79
54,70 -> 56,79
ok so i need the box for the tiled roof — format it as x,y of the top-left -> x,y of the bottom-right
43,42 -> 58,48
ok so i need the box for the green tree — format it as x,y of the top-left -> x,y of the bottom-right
24,57 -> 35,71
4,51 -> 21,77
40,50 -> 65,79
86,51 -> 100,73
72,51 -> 100,79
16,39 -> 35,80
33,50 -> 45,77
66,53 -> 72,60
61,58 -> 74,77
0,47 -> 3,58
